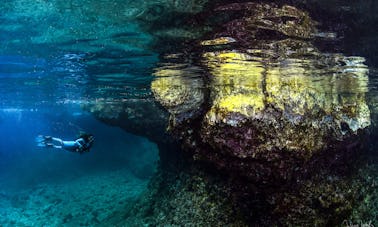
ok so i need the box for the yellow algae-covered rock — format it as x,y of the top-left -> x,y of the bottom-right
200,37 -> 237,46
201,48 -> 370,159
151,63 -> 204,118
202,51 -> 265,124
151,47 -> 370,162
148,2 -> 372,181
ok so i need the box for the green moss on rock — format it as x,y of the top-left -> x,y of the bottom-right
121,168 -> 247,226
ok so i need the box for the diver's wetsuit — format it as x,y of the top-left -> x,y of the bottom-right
60,138 -> 86,152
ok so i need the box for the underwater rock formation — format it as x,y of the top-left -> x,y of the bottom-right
201,50 -> 369,159
119,167 -> 247,226
214,2 -> 317,39
151,2 -> 371,184
149,2 -> 375,225
83,99 -> 170,145
88,1 -> 377,226
151,61 -> 205,119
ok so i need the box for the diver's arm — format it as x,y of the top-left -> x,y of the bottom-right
72,138 -> 85,153
75,138 -> 85,148
44,143 -> 63,149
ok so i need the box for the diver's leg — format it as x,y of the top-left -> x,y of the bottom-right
51,137 -> 64,147
45,143 -> 62,149
36,136 -> 63,149
36,135 -> 51,147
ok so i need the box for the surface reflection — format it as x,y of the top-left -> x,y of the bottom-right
152,2 -> 372,160
152,61 -> 205,118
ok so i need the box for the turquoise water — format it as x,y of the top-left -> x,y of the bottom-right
0,107 -> 158,225
1,0 -> 378,226
0,1 -> 160,225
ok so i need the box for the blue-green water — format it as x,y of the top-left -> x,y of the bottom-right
0,108 -> 159,225
1,0 -> 378,226
0,1 -> 161,225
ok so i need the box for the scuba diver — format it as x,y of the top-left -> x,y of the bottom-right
36,133 -> 94,154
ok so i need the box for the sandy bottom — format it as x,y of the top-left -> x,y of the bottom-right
0,168 -> 147,226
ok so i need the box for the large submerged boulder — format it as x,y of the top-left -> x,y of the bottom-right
148,3 -> 376,225
202,50 -> 369,159
151,2 -> 371,184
